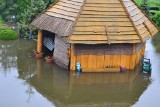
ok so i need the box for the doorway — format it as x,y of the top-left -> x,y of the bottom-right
42,30 -> 55,57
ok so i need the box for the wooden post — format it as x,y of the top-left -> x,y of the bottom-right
70,44 -> 76,71
37,30 -> 43,53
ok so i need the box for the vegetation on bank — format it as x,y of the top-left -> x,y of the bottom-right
0,29 -> 18,40
0,17 -> 18,40
135,0 -> 160,52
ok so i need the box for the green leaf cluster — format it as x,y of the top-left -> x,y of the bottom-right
0,29 -> 18,40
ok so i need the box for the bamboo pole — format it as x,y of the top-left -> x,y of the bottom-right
37,30 -> 43,53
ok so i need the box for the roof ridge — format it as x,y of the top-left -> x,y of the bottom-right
120,0 -> 143,42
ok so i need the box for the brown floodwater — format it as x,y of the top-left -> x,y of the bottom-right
0,39 -> 159,107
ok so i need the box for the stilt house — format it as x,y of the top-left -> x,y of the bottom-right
31,0 -> 159,72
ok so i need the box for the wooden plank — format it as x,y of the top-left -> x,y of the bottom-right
45,12 -> 75,21
70,40 -> 141,44
96,53 -> 105,69
74,26 -> 135,33
70,35 -> 108,41
150,27 -> 159,36
80,54 -> 88,69
123,1 -> 134,7
104,55 -> 113,68
132,13 -> 144,22
72,31 -> 106,35
120,55 -> 131,69
137,27 -> 148,35
126,55 -> 131,69
74,26 -> 105,32
81,11 -> 127,16
127,4 -> 137,12
144,22 -> 157,36
134,17 -> 148,26
136,24 -> 145,30
69,40 -> 108,44
83,7 -> 124,12
78,17 -> 130,22
110,40 -> 141,43
108,27 -> 135,32
46,9 -> 78,17
60,0 -> 82,6
76,21 -> 133,26
72,31 -> 137,35
112,55 -> 121,68
130,54 -> 136,69
120,55 -> 126,67
80,15 -> 127,18
56,2 -> 82,10
84,3 -> 122,8
108,31 -> 137,35
88,54 -> 93,69
62,0 -> 84,3
109,35 -> 139,40
86,0 -> 120,3
128,8 -> 141,17
144,22 -> 155,31
91,54 -> 97,69
53,5 -> 79,12
141,31 -> 150,38
144,20 -> 153,27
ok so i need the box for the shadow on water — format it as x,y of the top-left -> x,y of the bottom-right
0,39 -> 157,107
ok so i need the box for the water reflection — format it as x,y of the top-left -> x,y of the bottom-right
132,39 -> 160,107
0,39 -> 151,107
29,60 -> 150,107
0,40 -> 53,107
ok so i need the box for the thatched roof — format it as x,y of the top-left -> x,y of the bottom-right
31,0 -> 85,36
31,0 -> 159,44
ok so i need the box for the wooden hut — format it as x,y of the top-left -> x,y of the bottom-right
31,0 -> 159,72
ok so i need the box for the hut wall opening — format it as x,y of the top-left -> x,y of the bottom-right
42,30 -> 55,57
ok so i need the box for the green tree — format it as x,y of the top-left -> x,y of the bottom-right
140,0 -> 150,15
0,0 -> 55,38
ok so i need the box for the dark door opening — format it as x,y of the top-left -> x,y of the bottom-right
42,30 -> 55,57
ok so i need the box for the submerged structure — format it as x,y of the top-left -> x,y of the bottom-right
31,0 -> 159,72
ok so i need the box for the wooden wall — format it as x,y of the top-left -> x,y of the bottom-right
53,36 -> 70,69
70,43 -> 145,72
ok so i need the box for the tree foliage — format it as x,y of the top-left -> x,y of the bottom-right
140,0 -> 150,15
0,0 -> 56,38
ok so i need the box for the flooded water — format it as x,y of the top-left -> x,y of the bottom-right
0,39 -> 159,107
